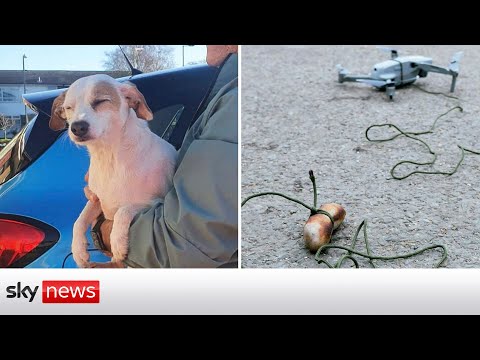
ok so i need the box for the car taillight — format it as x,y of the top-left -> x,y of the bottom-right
0,219 -> 45,267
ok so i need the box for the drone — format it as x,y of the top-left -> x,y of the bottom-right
336,47 -> 463,100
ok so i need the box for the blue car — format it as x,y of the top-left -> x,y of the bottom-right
0,65 -> 218,267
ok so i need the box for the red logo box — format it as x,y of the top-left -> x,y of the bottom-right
42,281 -> 100,303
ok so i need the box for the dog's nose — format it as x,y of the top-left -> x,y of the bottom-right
71,121 -> 89,137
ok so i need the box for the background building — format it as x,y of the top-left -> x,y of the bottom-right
0,70 -> 129,138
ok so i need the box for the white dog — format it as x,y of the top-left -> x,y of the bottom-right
49,74 -> 177,268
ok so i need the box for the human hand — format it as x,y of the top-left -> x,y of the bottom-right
83,173 -> 123,267
98,219 -> 114,255
84,171 -> 111,255
89,220 -> 126,268
89,219 -> 126,268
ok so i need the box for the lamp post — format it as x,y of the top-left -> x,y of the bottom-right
134,47 -> 144,69
22,54 -> 27,125
182,45 -> 194,66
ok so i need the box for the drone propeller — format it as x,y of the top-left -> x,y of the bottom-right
449,51 -> 463,73
377,46 -> 397,52
376,46 -> 399,59
356,79 -> 388,88
336,64 -> 348,73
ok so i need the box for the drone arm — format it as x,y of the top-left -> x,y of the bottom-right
416,63 -> 453,76
415,63 -> 458,92
339,74 -> 375,83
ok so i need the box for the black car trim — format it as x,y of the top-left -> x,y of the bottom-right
0,213 -> 60,268
188,64 -> 222,131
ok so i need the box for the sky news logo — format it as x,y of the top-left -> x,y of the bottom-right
43,281 -> 100,303
3,281 -> 100,303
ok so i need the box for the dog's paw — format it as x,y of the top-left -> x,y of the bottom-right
110,232 -> 129,261
72,250 -> 90,268
89,261 -> 125,268
72,234 -> 90,268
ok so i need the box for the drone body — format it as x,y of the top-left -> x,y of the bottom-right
337,49 -> 463,100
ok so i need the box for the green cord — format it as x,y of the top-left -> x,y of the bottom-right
241,171 -> 335,224
412,84 -> 460,100
242,171 -> 448,268
243,90 -> 468,266
315,220 -> 447,268
366,106 -> 480,180
241,191 -> 315,213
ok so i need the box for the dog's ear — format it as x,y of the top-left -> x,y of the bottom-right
119,82 -> 153,121
49,90 -> 68,131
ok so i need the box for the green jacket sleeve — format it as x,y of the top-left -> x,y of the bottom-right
124,78 -> 238,268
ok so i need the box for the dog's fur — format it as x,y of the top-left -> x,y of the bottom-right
49,74 -> 177,267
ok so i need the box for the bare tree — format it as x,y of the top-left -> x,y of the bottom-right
103,45 -> 175,73
0,114 -> 15,140
187,59 -> 207,66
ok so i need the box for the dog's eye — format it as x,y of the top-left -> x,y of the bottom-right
91,99 -> 109,108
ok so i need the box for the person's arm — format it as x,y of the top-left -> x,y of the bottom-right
123,83 -> 238,268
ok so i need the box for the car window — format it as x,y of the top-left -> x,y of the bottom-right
148,104 -> 185,142
0,114 -> 60,186
0,126 -> 27,185
0,104 -> 186,187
